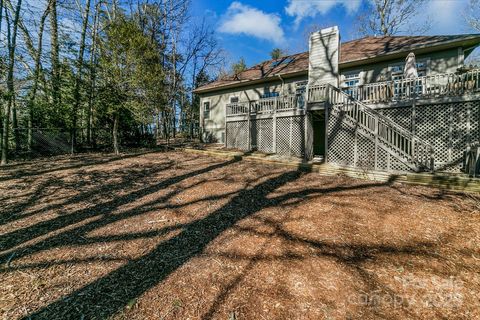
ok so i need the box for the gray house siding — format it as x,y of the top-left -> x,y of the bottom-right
200,75 -> 307,143
339,48 -> 462,86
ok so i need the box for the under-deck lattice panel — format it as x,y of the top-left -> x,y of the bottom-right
226,115 -> 310,159
275,116 -> 306,158
327,110 -> 356,167
226,120 -> 249,150
251,118 -> 274,153
328,101 -> 480,173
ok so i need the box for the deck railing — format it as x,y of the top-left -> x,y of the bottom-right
226,94 -> 299,116
342,68 -> 480,103
313,83 -> 434,171
226,101 -> 250,116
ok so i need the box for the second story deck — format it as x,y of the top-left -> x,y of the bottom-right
226,68 -> 480,118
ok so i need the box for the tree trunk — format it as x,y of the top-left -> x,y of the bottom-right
1,0 -> 23,165
0,0 -> 3,36
113,112 -> 119,155
87,1 -> 100,146
12,100 -> 19,153
71,0 -> 91,153
27,3 -> 49,150
49,0 -> 60,113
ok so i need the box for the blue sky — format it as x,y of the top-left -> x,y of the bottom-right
190,0 -> 478,68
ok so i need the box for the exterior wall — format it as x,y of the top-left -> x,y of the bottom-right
339,47 -> 462,86
199,75 -> 307,143
200,46 -> 464,143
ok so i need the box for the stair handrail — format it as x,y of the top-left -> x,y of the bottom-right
324,83 -> 435,171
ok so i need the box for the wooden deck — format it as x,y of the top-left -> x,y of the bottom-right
226,69 -> 480,118
310,68 -> 480,104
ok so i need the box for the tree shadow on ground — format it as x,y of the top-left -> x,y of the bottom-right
0,149 -> 161,183
16,169 -> 407,319
0,157 -> 238,256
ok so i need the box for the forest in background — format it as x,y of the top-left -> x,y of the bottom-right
0,0 -> 223,163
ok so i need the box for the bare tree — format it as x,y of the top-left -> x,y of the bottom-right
87,0 -> 101,145
465,0 -> 480,32
357,0 -> 430,36
1,0 -> 22,165
49,0 -> 60,111
25,1 -> 51,149
71,0 -> 92,153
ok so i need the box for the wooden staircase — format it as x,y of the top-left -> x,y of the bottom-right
310,83 -> 435,172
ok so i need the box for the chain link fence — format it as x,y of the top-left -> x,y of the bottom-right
0,127 -> 114,159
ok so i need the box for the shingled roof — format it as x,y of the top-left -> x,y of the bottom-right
194,34 -> 480,93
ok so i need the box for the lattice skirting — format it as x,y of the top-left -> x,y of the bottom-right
226,121 -> 249,151
327,100 -> 480,173
378,101 -> 480,172
226,115 -> 312,158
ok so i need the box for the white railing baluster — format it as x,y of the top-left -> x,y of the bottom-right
338,68 -> 480,103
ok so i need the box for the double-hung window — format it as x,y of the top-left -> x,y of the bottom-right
389,63 -> 406,97
203,101 -> 210,119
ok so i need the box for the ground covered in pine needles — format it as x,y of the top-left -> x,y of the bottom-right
1,150 -> 479,320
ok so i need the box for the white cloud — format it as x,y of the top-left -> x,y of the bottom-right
218,2 -> 285,45
425,0 -> 471,35
285,0 -> 362,27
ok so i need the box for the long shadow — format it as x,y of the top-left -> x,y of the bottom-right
22,169 -> 401,319
1,155 -> 205,226
22,170 -> 303,319
0,150 -> 162,183
0,158 -> 237,253
0,160 -> 177,226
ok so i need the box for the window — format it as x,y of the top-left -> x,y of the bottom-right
230,96 -> 239,104
203,101 -> 210,119
389,59 -> 428,96
271,57 -> 294,68
295,81 -> 308,89
342,71 -> 361,98
260,91 -> 279,99
390,64 -> 404,75
389,59 -> 428,79
344,72 -> 361,87
416,60 -> 427,76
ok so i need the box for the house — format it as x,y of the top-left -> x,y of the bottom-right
193,26 -> 480,174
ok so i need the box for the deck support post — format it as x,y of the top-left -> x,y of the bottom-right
304,110 -> 309,160
247,103 -> 251,151
325,105 -> 329,163
374,117 -> 378,170
272,106 -> 277,154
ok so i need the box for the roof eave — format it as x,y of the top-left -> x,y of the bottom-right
339,35 -> 480,68
193,70 -> 307,94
